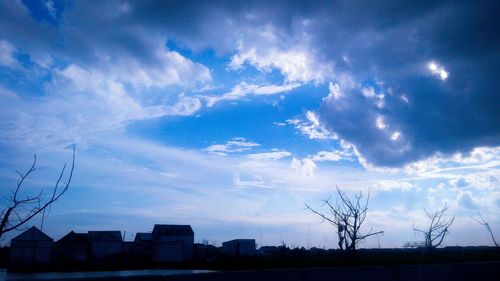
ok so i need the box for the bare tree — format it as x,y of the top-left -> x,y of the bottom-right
413,205 -> 455,250
472,211 -> 498,247
0,146 -> 75,239
305,188 -> 383,252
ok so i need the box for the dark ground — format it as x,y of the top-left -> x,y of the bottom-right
8,262 -> 500,281
3,246 -> 500,280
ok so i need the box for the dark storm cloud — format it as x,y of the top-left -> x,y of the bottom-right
315,0 -> 500,167
0,1 -> 193,72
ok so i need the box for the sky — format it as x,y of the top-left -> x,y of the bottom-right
0,0 -> 499,249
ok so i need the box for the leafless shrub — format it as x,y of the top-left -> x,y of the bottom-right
413,205 -> 455,250
472,211 -> 498,247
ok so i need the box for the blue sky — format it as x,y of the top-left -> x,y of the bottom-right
0,0 -> 499,248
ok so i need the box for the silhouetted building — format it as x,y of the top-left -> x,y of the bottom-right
9,226 -> 53,269
222,239 -> 256,256
88,231 -> 122,261
133,232 -> 153,260
8,224 -> 199,269
152,224 -> 194,262
55,231 -> 88,263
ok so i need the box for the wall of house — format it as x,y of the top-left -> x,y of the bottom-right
153,235 -> 193,262
132,241 -> 153,259
238,241 -> 256,256
89,241 -> 122,259
10,240 -> 53,264
56,242 -> 87,262
222,241 -> 256,256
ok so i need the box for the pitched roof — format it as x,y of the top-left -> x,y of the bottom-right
134,232 -> 153,243
88,231 -> 122,242
152,224 -> 193,236
12,226 -> 53,242
57,231 -> 88,243
222,239 -> 256,245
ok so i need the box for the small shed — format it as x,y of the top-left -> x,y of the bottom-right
222,239 -> 256,256
9,226 -> 54,268
152,224 -> 194,262
87,231 -> 122,260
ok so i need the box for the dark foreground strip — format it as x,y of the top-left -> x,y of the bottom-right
11,262 -> 500,281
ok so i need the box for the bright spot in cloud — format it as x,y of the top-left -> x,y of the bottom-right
376,116 -> 386,129
328,82 -> 343,99
286,111 -> 336,140
391,131 -> 401,141
427,61 -> 449,80
362,87 -> 376,98
401,95 -> 409,103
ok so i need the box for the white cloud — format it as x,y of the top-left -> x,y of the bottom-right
287,111 -> 336,140
114,48 -> 211,89
0,61 -> 207,149
204,138 -> 260,155
312,150 -> 352,162
233,174 -> 271,189
51,64 -> 159,121
361,86 -> 385,108
450,177 -> 469,188
0,85 -> 17,99
428,61 -> 448,80
286,119 -> 301,125
228,25 -> 333,84
44,0 -> 57,20
401,95 -> 409,104
376,116 -> 386,129
458,193 -> 478,209
404,147 -> 500,176
391,131 -> 401,141
328,82 -> 343,99
204,81 -> 300,107
373,180 -> 415,191
290,157 -> 316,178
362,87 -> 377,98
0,40 -> 18,68
160,96 -> 202,116
246,150 -> 291,161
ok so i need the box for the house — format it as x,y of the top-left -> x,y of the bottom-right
55,231 -> 88,263
9,226 -> 53,269
87,231 -> 122,261
152,224 -> 194,262
222,239 -> 256,256
133,232 -> 153,260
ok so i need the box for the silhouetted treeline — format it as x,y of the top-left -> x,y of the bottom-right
205,246 -> 500,271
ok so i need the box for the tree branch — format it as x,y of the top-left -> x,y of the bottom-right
0,146 -> 75,238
